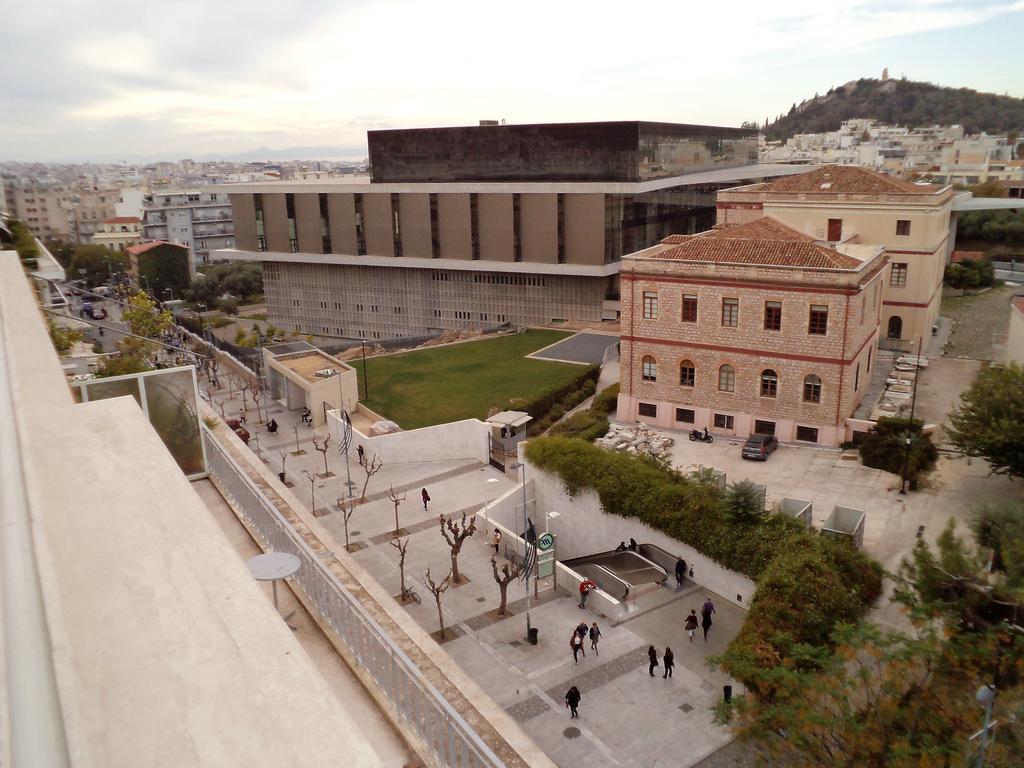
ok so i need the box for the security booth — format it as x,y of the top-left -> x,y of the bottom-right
263,342 -> 359,428
486,410 -> 532,471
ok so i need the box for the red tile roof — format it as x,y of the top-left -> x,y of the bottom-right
126,240 -> 188,256
650,217 -> 863,270
951,250 -> 986,263
741,164 -> 942,196
103,216 -> 141,224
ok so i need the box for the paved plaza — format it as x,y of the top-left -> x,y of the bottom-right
529,331 -> 619,365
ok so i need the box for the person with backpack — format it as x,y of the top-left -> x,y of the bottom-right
589,622 -> 602,655
663,647 -> 675,679
647,645 -> 659,677
565,685 -> 581,718
684,609 -> 699,642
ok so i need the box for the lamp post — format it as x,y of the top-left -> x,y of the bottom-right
360,339 -> 369,399
974,684 -> 996,768
510,461 -> 532,639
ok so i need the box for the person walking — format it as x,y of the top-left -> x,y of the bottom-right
628,538 -> 638,552
663,647 -> 674,679
576,621 -> 589,649
578,578 -> 597,608
684,609 -> 699,642
589,622 -> 602,655
675,558 -> 687,586
492,529 -> 502,556
421,487 -> 431,511
570,632 -> 583,664
647,645 -> 659,677
356,444 -> 365,465
701,597 -> 716,643
565,685 -> 581,718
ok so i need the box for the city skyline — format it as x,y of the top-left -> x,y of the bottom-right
3,0 -> 1024,163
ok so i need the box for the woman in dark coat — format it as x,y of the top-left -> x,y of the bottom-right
565,685 -> 581,718
663,647 -> 674,679
648,645 -> 658,676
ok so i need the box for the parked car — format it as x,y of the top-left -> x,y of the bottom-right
741,434 -> 778,461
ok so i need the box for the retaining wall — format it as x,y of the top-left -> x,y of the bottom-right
327,411 -> 490,465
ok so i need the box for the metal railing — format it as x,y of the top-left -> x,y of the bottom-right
201,427 -> 505,768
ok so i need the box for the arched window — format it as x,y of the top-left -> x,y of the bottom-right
718,364 -> 735,393
803,374 -> 822,403
887,315 -> 903,339
679,360 -> 695,387
760,369 -> 778,398
642,355 -> 657,382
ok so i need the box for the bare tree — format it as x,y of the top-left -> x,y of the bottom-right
491,556 -> 522,616
439,511 -> 477,583
336,496 -> 357,550
278,452 -> 288,483
232,375 -> 252,414
312,433 -> 332,476
385,485 -> 407,536
359,453 -> 383,502
291,424 -> 306,455
303,469 -> 318,512
251,381 -> 264,424
424,567 -> 452,638
389,536 -> 411,600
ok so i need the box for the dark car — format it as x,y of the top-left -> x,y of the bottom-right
741,434 -> 778,461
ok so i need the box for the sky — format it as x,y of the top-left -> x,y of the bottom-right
2,0 -> 1023,163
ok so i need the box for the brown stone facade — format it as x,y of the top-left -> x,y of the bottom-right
617,228 -> 886,446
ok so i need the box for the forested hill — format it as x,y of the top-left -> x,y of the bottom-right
765,78 -> 1024,139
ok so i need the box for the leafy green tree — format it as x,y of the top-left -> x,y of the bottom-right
859,417 -> 938,481
95,338 -> 153,378
122,290 -> 173,339
137,244 -> 190,299
46,318 -> 82,353
69,244 -> 125,287
723,479 -> 766,525
44,239 -> 75,268
947,364 -> 1024,479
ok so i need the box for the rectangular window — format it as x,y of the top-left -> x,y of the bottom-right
764,301 -> 782,331
470,193 -> 480,260
512,193 -> 522,262
713,413 -> 734,430
319,193 -> 331,253
679,363 -> 695,387
681,295 -> 698,322
354,194 -> 366,255
675,408 -> 695,424
827,218 -> 843,241
642,291 -> 658,320
754,420 -> 776,436
638,402 -> 657,418
890,262 -> 908,287
721,298 -> 739,327
253,193 -> 266,252
390,193 -> 402,257
795,426 -> 819,443
854,362 -> 861,390
285,193 -> 298,252
642,358 -> 657,382
808,304 -> 828,335
896,219 -> 911,236
429,193 -> 440,258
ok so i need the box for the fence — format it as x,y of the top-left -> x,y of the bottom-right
201,428 -> 505,768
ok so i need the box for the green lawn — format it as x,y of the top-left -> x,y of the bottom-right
351,330 -> 586,429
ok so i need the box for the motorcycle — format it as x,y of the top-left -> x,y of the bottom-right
688,428 -> 713,444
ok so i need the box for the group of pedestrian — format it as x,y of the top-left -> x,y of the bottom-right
569,621 -> 602,663
613,538 -> 639,553
647,645 -> 674,678
686,597 -> 716,643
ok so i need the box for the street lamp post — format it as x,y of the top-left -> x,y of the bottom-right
974,684 -> 996,768
510,462 -> 532,639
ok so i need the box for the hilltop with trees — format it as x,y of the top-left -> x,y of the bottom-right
765,77 -> 1024,139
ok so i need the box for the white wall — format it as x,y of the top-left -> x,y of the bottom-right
327,412 -> 490,465
522,457 -> 756,609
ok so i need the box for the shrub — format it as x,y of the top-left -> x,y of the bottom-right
859,416 -> 937,481
218,297 -> 239,315
944,259 -> 995,290
525,436 -> 882,683
550,409 -> 610,442
592,383 -> 620,415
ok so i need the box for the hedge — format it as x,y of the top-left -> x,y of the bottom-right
513,365 -> 599,435
549,383 -> 620,442
524,436 -> 883,682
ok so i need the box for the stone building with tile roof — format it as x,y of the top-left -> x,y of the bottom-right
618,217 -> 887,446
716,164 -> 956,345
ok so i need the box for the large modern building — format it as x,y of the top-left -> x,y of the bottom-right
618,217 -> 886,446
716,165 -> 955,344
143,189 -> 235,266
216,121 -> 812,340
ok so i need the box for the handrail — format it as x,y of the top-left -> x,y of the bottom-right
201,427 -> 506,768
0,270 -> 72,767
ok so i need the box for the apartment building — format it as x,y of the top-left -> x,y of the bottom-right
143,189 -> 235,267
1,179 -> 74,239
618,217 -> 886,446
89,216 -> 143,252
70,188 -> 120,243
217,121 -> 797,340
716,165 -> 954,344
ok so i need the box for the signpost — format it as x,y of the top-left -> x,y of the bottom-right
537,532 -> 556,589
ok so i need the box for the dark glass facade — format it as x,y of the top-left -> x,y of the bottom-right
369,121 -> 757,183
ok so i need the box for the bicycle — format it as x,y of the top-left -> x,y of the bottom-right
401,586 -> 421,604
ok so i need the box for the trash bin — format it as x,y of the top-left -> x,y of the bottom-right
528,627 -> 539,645
278,472 -> 286,483
723,685 -> 733,703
